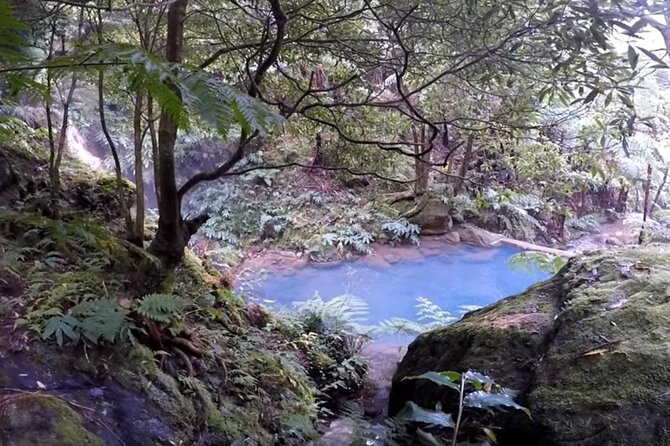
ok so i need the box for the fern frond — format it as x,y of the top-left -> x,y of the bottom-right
138,293 -> 188,324
507,251 -> 566,274
71,299 -> 134,344
293,293 -> 370,332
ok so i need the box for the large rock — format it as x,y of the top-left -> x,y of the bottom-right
389,248 -> 670,446
0,394 -> 105,446
0,150 -> 22,206
455,223 -> 504,246
408,198 -> 453,235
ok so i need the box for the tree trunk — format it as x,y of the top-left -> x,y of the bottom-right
312,132 -> 324,167
615,182 -> 628,213
132,93 -> 146,246
147,95 -> 161,209
454,134 -> 474,196
652,164 -> 668,211
45,25 -> 56,214
147,0 -> 190,272
639,164 -> 653,245
98,69 -> 133,235
50,73 -> 78,215
412,124 -> 430,195
48,8 -> 84,216
95,8 -> 133,236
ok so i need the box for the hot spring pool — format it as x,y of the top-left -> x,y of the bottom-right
240,245 -> 550,327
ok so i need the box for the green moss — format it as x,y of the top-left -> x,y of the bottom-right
392,247 -> 670,445
94,176 -> 134,196
0,395 -> 105,446
121,346 -> 196,423
171,250 -> 224,298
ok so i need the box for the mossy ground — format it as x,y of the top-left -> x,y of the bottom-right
0,208 -> 323,445
0,394 -> 105,446
0,141 -> 356,445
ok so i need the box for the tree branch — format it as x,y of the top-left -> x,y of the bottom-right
178,0 -> 287,200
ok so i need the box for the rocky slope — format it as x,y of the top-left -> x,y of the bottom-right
0,139 -> 366,445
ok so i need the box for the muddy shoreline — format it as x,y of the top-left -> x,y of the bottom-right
234,219 -> 641,280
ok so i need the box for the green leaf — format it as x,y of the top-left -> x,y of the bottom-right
71,300 -> 133,344
604,91 -> 613,107
42,315 -> 81,346
636,46 -> 667,66
627,45 -> 639,70
619,93 -> 634,109
538,87 -> 551,104
583,89 -> 599,104
397,401 -> 455,428
464,371 -> 495,389
404,371 -> 460,390
463,391 -> 531,417
628,19 -> 649,35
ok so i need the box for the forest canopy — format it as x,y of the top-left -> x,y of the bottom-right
2,0 -> 670,274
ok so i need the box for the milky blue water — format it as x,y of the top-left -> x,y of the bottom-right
246,245 -> 549,326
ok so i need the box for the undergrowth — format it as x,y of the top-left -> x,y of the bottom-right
187,178 -> 419,264
0,209 -> 364,445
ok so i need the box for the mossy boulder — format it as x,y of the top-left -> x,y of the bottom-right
0,395 -> 105,446
389,248 -> 670,446
396,197 -> 453,235
0,142 -> 133,222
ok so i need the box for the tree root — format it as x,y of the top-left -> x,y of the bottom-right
385,190 -> 417,205
172,347 -> 194,376
398,194 -> 429,220
215,356 -> 229,384
162,335 -> 213,358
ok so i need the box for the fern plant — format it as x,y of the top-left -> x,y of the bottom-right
507,251 -> 567,275
397,370 -> 530,445
381,218 -> 420,245
138,293 -> 189,324
566,214 -> 600,233
322,224 -> 375,255
293,293 -> 371,333
42,299 -> 134,345
376,297 -> 457,336
44,43 -> 281,138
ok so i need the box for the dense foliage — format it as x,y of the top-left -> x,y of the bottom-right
4,0 -> 670,444
2,0 -> 670,265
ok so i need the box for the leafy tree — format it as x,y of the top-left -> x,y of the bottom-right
2,0 -> 670,280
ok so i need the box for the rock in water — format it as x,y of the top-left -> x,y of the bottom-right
408,198 -> 453,235
455,223 -> 504,246
389,248 -> 670,446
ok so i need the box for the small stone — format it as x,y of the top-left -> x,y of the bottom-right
444,231 -> 460,244
89,387 -> 104,399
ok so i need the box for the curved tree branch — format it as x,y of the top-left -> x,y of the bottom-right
178,0 -> 287,201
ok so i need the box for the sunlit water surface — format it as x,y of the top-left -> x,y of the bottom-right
241,245 -> 549,328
